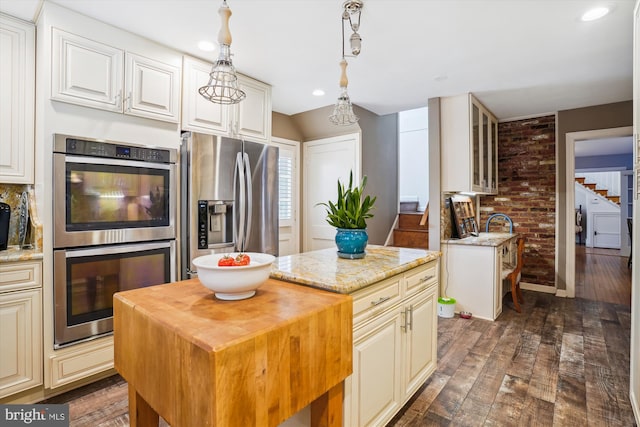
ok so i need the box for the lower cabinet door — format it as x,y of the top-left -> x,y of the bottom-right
0,288 -> 42,398
403,288 -> 437,397
347,308 -> 403,427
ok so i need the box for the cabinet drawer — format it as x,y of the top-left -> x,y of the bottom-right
49,338 -> 114,389
0,261 -> 42,293
352,277 -> 401,325
404,261 -> 438,296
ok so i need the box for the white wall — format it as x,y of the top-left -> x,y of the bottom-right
398,107 -> 428,211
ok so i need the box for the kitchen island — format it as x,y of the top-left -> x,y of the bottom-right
113,278 -> 353,427
441,232 -> 518,320
271,245 -> 441,427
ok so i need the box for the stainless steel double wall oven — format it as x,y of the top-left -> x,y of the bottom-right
53,134 -> 177,348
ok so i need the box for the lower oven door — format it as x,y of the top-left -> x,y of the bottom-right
53,240 -> 176,348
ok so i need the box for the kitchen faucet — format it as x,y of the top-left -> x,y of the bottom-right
485,213 -> 513,233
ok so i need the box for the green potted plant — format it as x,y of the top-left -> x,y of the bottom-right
318,171 -> 376,259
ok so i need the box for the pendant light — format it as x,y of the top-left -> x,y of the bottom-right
329,59 -> 358,125
329,0 -> 363,126
199,0 -> 246,104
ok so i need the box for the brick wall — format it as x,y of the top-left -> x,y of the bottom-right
480,115 -> 556,287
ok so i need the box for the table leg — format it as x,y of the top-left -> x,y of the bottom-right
128,383 -> 160,427
310,381 -> 344,427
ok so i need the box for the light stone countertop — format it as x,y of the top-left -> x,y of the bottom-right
270,244 -> 441,294
442,232 -> 518,247
0,246 -> 44,262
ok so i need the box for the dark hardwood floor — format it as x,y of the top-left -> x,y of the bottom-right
43,250 -> 636,427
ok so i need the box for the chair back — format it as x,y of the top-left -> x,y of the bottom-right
513,236 -> 526,276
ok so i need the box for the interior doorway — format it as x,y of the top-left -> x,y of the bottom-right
398,107 -> 429,213
565,126 -> 633,298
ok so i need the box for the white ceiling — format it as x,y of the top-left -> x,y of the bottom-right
0,0 -> 634,119
575,135 -> 634,157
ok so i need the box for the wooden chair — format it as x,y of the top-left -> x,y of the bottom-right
503,236 -> 526,313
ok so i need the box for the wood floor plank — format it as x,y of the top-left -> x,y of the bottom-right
558,333 -> 585,381
427,352 -> 489,420
527,343 -> 559,403
517,394 -> 555,426
585,363 -> 627,426
469,322 -> 505,358
553,375 -> 588,425
437,330 -> 483,376
505,330 -> 540,381
562,298 -> 584,336
484,374 -> 529,426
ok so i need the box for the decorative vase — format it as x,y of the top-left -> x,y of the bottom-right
335,228 -> 368,259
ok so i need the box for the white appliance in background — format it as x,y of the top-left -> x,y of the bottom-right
180,132 -> 279,279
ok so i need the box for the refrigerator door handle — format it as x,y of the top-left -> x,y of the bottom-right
235,152 -> 245,251
243,152 -> 253,249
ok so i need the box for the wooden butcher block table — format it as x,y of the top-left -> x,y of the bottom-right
114,278 -> 353,427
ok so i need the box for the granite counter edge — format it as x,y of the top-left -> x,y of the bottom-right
270,252 -> 440,295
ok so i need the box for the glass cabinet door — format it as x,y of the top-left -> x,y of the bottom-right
472,103 -> 481,191
482,112 -> 489,191
491,118 -> 498,193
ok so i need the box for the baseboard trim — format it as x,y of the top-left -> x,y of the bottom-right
520,282 -> 557,294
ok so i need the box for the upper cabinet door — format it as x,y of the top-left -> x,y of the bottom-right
441,93 -> 498,195
124,52 -> 180,123
51,28 -> 124,113
181,56 -> 229,134
0,14 -> 35,184
235,75 -> 272,143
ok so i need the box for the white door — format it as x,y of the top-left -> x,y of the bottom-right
303,133 -> 361,252
593,212 -> 621,248
272,137 -> 300,256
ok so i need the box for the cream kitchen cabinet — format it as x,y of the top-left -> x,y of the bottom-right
181,56 -> 230,134
0,260 -> 42,398
344,261 -> 439,427
0,14 -> 35,184
51,28 -> 181,123
441,93 -> 499,194
182,55 -> 272,143
441,233 -> 517,321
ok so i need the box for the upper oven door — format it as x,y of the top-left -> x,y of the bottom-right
54,153 -> 176,248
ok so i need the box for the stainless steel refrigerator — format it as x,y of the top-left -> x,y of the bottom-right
180,132 -> 278,279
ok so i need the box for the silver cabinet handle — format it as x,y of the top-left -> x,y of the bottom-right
401,307 -> 408,331
409,305 -> 414,331
370,296 -> 391,306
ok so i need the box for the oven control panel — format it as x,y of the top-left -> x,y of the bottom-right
56,136 -> 175,164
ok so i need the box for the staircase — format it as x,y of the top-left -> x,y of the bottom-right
575,177 -> 620,204
391,210 -> 429,249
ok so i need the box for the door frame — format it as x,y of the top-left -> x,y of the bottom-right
271,136 -> 301,255
564,125 -> 633,298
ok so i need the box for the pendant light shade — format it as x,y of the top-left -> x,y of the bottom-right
199,1 -> 246,104
329,59 -> 358,125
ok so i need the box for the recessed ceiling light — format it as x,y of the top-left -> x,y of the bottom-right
312,89 -> 325,97
581,7 -> 609,22
198,40 -> 216,52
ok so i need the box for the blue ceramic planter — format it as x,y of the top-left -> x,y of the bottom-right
335,228 -> 368,259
